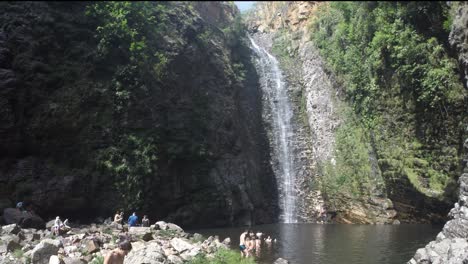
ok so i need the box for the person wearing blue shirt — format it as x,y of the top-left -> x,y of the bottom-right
128,212 -> 138,227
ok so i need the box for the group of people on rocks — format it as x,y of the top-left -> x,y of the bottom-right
113,210 -> 150,227
239,229 -> 276,258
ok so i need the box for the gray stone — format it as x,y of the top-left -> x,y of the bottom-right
31,239 -> 61,264
0,235 -> 21,253
170,238 -> 194,253
155,221 -> 168,230
180,247 -> 200,261
63,257 -> 86,264
124,242 -> 165,264
130,241 -> 146,252
128,227 -> 153,241
3,208 -> 45,229
2,224 -> 20,235
166,223 -> 184,233
167,255 -> 183,264
49,255 -> 61,264
222,237 -> 231,245
85,239 -> 99,254
274,258 -> 289,264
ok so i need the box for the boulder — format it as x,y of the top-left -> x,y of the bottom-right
2,223 -> 21,235
24,232 -> 41,242
274,258 -> 290,264
124,242 -> 165,264
85,239 -> 99,254
167,255 -> 183,264
0,235 -> 21,253
154,221 -> 168,230
3,208 -> 45,229
31,239 -> 61,264
180,247 -> 200,261
170,238 -> 194,253
166,223 -> 184,233
128,227 -> 153,241
63,257 -> 86,264
222,237 -> 231,246
130,241 -> 146,252
46,220 -> 56,230
192,233 -> 204,242
49,255 -> 62,264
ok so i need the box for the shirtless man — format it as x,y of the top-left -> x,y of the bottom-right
239,229 -> 248,257
114,211 -> 123,224
103,240 -> 132,264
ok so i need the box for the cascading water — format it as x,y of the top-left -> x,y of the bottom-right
249,36 -> 298,223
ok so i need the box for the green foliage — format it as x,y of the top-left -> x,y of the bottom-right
322,109 -> 373,198
223,15 -> 249,83
86,2 -> 177,211
189,248 -> 256,264
86,2 -> 168,63
90,255 -> 104,264
312,2 -> 466,200
13,249 -> 24,259
98,134 -> 158,210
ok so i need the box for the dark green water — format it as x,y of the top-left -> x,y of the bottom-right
191,223 -> 441,264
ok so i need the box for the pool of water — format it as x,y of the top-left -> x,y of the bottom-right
190,223 -> 441,264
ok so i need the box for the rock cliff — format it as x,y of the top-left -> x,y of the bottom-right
246,1 -> 397,223
246,1 -> 462,224
409,3 -> 468,262
0,2 -> 277,228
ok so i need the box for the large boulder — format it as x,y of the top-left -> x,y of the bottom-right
166,223 -> 184,233
0,235 -> 21,254
1,223 -> 21,235
124,241 -> 165,264
128,227 -> 153,241
3,208 -> 45,229
84,239 -> 100,254
170,238 -> 194,253
31,239 -> 61,264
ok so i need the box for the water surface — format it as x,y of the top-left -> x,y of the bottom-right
191,223 -> 441,264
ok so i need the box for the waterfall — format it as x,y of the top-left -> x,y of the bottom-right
249,36 -> 298,223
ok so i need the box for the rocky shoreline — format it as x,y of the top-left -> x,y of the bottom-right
0,220 -> 232,264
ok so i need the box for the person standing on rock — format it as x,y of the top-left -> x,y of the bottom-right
141,215 -> 150,227
104,240 -> 132,264
53,216 -> 63,236
128,212 -> 138,227
239,229 -> 248,257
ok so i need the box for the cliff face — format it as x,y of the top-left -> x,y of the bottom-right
246,1 -> 462,224
0,2 -> 277,228
245,1 -> 396,224
409,3 -> 468,262
246,1 -> 318,33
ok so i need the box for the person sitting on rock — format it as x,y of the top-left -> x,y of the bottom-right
128,212 -> 138,227
53,216 -> 63,236
114,211 -> 123,224
104,240 -> 132,264
141,215 -> 150,227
